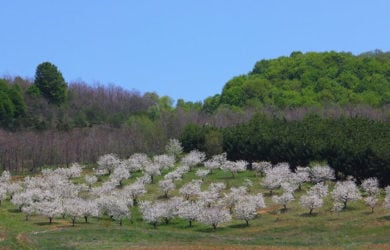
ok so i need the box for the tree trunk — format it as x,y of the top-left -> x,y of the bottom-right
84,216 -> 88,223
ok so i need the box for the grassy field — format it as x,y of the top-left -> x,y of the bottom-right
0,167 -> 389,250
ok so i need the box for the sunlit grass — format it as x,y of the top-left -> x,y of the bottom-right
0,165 -> 389,249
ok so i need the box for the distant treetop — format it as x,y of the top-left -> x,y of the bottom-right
33,62 -> 67,105
204,50 -> 390,112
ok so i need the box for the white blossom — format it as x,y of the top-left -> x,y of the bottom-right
181,150 -> 206,170
384,189 -> 390,210
63,198 -> 85,226
300,194 -> 323,214
222,186 -> 247,212
196,206 -> 232,230
65,163 -> 84,178
244,178 -> 253,191
196,169 -> 210,181
153,154 -> 176,170
233,193 -> 266,225
0,170 -> 11,183
159,197 -> 182,224
281,182 -> 299,194
158,179 -> 176,198
307,182 -> 329,198
331,180 -> 361,209
84,175 -> 98,188
165,138 -> 183,158
262,163 -> 291,194
33,199 -> 63,224
272,192 -> 294,210
97,153 -> 121,175
110,164 -> 130,185
290,168 -> 310,190
361,177 -> 380,196
143,164 -> 161,183
221,160 -> 247,178
139,201 -> 165,228
177,200 -> 201,227
179,180 -> 202,200
203,153 -> 227,173
332,202 -> 344,214
198,190 -> 220,208
21,204 -> 35,221
127,153 -> 151,172
0,187 -> 7,205
310,165 -> 335,183
79,199 -> 99,223
135,174 -> 152,185
164,170 -> 183,181
252,161 -> 272,176
123,183 -> 147,205
364,196 -> 379,213
209,182 -> 226,194
107,198 -> 130,226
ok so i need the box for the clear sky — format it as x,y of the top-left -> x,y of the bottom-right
1,0 -> 390,102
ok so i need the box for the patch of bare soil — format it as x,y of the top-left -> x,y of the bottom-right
257,205 -> 281,214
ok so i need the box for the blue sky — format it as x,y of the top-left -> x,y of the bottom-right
1,0 -> 390,102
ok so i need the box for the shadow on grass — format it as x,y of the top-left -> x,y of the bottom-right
34,221 -> 60,226
229,223 -> 249,229
378,215 -> 390,221
195,226 -> 228,233
299,212 -> 319,217
361,211 -> 375,216
269,208 -> 288,215
263,192 -> 274,198
343,206 -> 359,211
7,208 -> 20,213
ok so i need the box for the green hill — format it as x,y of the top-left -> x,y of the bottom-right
204,50 -> 390,112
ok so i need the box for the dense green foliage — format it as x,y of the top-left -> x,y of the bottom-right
0,79 -> 26,128
33,62 -> 68,105
204,50 -> 390,112
180,114 -> 390,186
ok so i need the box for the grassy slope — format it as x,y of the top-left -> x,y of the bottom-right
0,168 -> 389,249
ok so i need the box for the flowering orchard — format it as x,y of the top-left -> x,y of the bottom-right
0,139 -> 389,231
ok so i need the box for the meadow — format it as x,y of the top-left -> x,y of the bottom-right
0,152 -> 389,250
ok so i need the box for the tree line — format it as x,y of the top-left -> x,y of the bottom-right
1,51 -> 390,185
180,114 -> 390,186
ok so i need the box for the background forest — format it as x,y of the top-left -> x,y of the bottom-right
1,50 -> 390,185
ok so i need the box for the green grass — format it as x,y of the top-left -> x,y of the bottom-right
1,167 -> 389,249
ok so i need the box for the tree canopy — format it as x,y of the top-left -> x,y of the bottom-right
33,62 -> 67,105
204,50 -> 390,112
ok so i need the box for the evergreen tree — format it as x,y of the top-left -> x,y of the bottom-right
34,62 -> 67,105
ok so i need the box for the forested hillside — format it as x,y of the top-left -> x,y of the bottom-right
1,52 -> 390,185
204,50 -> 390,112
